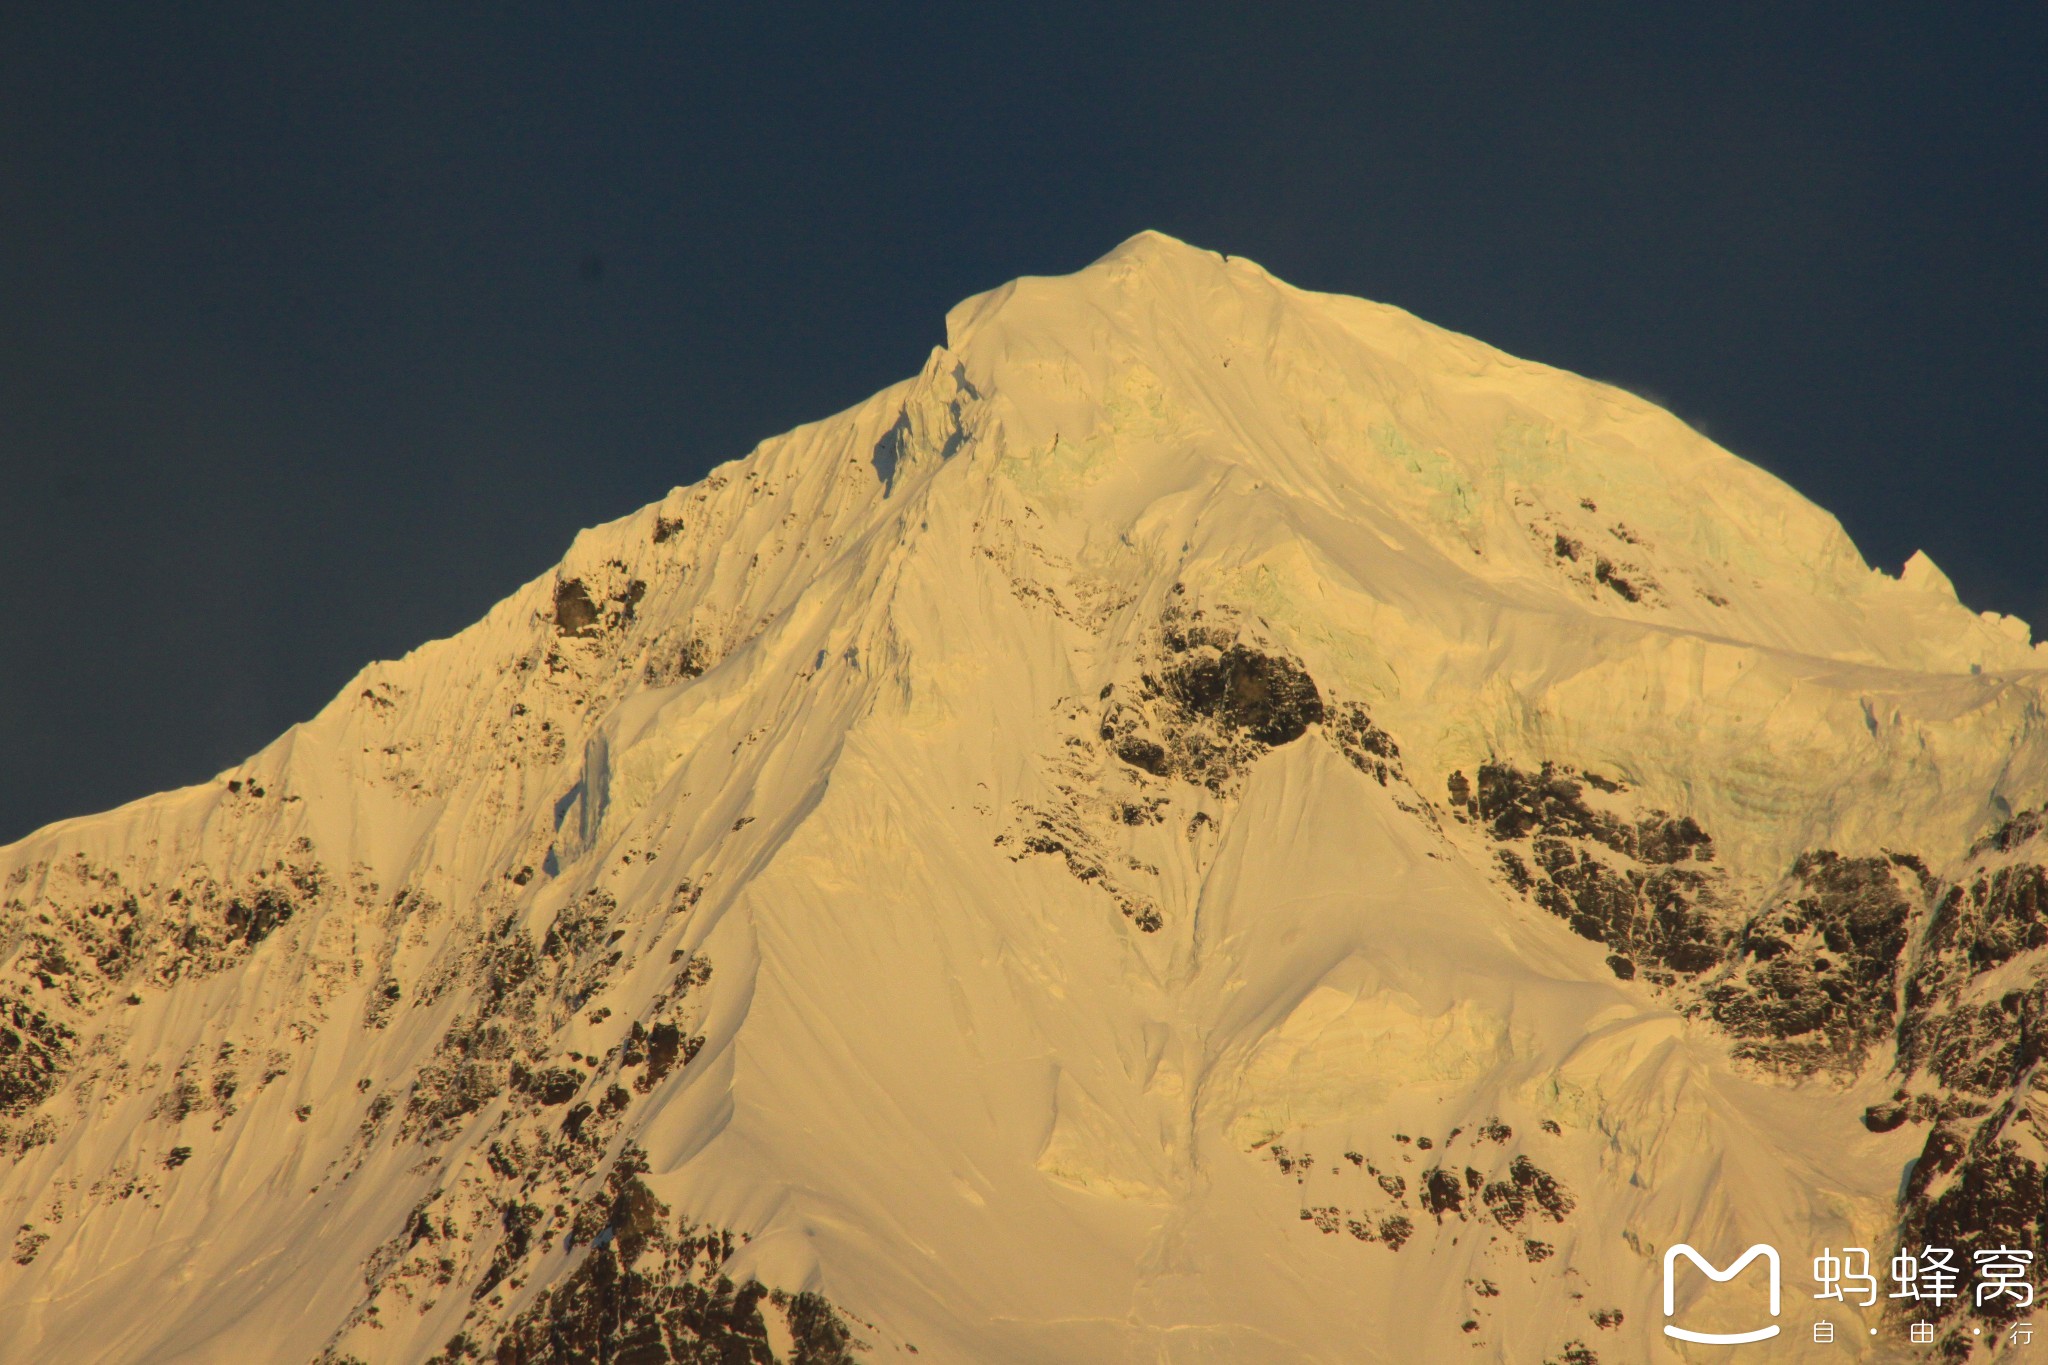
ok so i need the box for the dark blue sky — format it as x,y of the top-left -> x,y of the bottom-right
3,4 -> 2044,844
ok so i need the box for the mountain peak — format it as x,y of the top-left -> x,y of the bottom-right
1901,547 -> 1958,597
5,240 -> 2048,1365
935,235 -> 2032,682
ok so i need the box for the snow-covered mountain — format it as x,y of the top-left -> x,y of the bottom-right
5,232 -> 2047,1364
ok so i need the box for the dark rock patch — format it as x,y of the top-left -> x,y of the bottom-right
1931,864 -> 2048,972
1897,1124 -> 2048,1334
1419,1167 -> 1464,1220
1452,762 -> 1726,983
1453,762 -> 1710,866
510,1064 -> 582,1107
553,572 -> 650,641
13,1224 -> 47,1265
999,801 -> 1165,933
1479,1155 -> 1575,1229
1592,557 -> 1646,603
554,579 -> 601,637
644,636 -> 715,686
1100,600 -> 1333,794
1113,736 -> 1168,777
641,1023 -> 684,1090
1162,645 -> 1324,747
0,999 -> 76,1117
1970,805 -> 2048,859
1705,851 -> 1916,1076
1329,702 -> 1403,786
363,976 -> 402,1030
474,1166 -> 865,1365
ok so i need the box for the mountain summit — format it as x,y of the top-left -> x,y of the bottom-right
5,233 -> 2046,1363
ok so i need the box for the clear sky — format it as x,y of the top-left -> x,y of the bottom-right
3,4 -> 2044,843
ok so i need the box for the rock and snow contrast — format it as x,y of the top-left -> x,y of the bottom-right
5,232 -> 2048,1363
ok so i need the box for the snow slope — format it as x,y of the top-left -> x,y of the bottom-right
4,231 -> 2047,1364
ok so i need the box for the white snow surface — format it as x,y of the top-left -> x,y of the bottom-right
3,231 -> 2045,1364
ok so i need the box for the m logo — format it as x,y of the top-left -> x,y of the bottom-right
1663,1243 -> 1782,1344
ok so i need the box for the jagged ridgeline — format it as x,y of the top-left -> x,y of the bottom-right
6,232 -> 2048,1363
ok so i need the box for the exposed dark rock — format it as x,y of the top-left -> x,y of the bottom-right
510,1064 -> 582,1107
1593,557 -> 1644,603
221,885 -> 298,948
479,1180 -> 866,1365
562,1102 -> 594,1143
1328,702 -> 1403,785
779,1289 -> 864,1365
644,637 -> 715,687
151,1075 -> 203,1123
1113,737 -> 1168,776
1420,1167 -> 1464,1219
642,1024 -> 684,1089
1479,1156 -> 1575,1229
1495,850 -> 1533,893
999,798 -> 1166,934
1970,806 -> 2048,858
1932,864 -> 2048,972
1910,994 -> 2047,1104
554,573 -> 649,641
1458,769 -> 1728,982
1879,824 -> 2048,1341
1100,602 -> 1332,793
363,976 -> 402,1029
1898,1124 -> 2048,1332
1637,814 -> 1714,866
554,579 -> 601,637
401,898 -> 606,1142
1705,851 -> 1915,1076
1454,761 -> 1737,985
1303,1205 -> 1342,1234
1162,645 -> 1324,746
0,999 -> 75,1116
1458,762 -> 1710,866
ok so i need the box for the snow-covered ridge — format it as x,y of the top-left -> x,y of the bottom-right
4,231 -> 2047,1364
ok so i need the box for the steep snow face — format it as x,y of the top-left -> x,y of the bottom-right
3,232 -> 2047,1364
